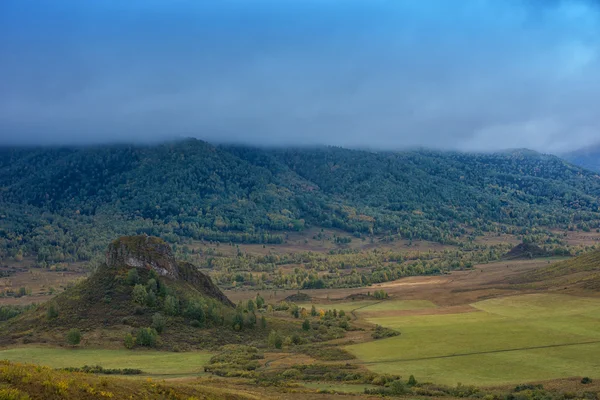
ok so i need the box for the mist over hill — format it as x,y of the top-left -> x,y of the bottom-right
1,139 -> 600,263
563,143 -> 600,173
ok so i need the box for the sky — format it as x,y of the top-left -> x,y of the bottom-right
1,0 -> 599,153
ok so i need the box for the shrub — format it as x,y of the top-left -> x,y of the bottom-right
408,374 -> 417,386
132,284 -> 147,304
124,333 -> 135,349
46,303 -> 59,320
260,315 -> 267,329
66,328 -> 81,346
146,278 -> 158,293
389,380 -> 408,395
126,269 -> 140,285
268,330 -> 283,349
0,388 -> 30,400
135,327 -> 158,347
581,377 -> 592,384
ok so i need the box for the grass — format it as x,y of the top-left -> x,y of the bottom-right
0,360 -> 259,400
346,294 -> 600,386
0,347 -> 213,378
300,382 -> 379,393
297,299 -> 436,313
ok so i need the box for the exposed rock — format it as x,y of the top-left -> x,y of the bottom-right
106,235 -> 179,279
106,235 -> 233,306
178,262 -> 234,307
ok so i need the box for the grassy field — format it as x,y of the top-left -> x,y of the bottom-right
297,299 -> 437,313
346,294 -> 600,386
0,347 -> 213,378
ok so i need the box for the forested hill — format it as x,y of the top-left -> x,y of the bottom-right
563,144 -> 600,173
1,139 -> 600,263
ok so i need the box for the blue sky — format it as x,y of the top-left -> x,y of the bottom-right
1,0 -> 599,152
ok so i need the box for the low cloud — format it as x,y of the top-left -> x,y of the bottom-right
1,0 -> 599,153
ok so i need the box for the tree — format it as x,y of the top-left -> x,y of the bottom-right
302,319 -> 311,331
233,312 -> 244,331
247,299 -> 255,312
127,269 -> 140,285
146,290 -> 157,307
146,278 -> 158,293
311,305 -> 317,316
260,315 -> 267,329
132,284 -> 147,304
136,327 -> 158,347
66,328 -> 81,346
152,312 -> 166,333
164,295 -> 179,316
408,375 -> 417,386
255,294 -> 265,309
268,330 -> 283,349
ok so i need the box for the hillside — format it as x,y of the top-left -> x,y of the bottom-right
0,236 -> 272,350
511,249 -> 600,291
563,144 -> 600,173
2,140 -> 600,263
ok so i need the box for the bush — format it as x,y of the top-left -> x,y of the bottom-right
126,268 -> 140,285
46,303 -> 59,320
302,319 -> 311,331
268,330 -> 283,349
372,324 -> 400,339
132,284 -> 147,304
408,374 -> 418,386
164,295 -> 179,316
124,333 -> 135,349
145,290 -> 157,307
135,327 -> 158,347
66,328 -> 81,346
0,388 -> 30,400
581,377 -> 592,384
151,312 -> 166,333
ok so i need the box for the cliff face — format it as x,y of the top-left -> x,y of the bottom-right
106,235 -> 233,306
106,235 -> 179,279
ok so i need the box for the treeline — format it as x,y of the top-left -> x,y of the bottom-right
2,140 -> 600,263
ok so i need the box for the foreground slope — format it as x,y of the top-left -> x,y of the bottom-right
2,140 -> 600,262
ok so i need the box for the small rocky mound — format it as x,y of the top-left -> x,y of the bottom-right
504,242 -> 550,260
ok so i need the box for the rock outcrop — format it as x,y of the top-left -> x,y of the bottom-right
106,235 -> 179,279
106,235 -> 233,306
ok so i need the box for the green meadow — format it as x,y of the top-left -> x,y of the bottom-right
346,294 -> 600,386
0,347 -> 213,378
298,299 -> 436,313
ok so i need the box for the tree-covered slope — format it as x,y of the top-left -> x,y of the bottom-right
1,139 -> 600,263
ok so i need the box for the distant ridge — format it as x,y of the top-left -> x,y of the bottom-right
2,139 -> 600,262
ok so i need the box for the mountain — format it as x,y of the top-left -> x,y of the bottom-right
562,144 -> 600,173
1,139 -> 600,263
0,236 -> 267,350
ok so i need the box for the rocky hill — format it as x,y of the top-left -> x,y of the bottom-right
0,236 -> 266,350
